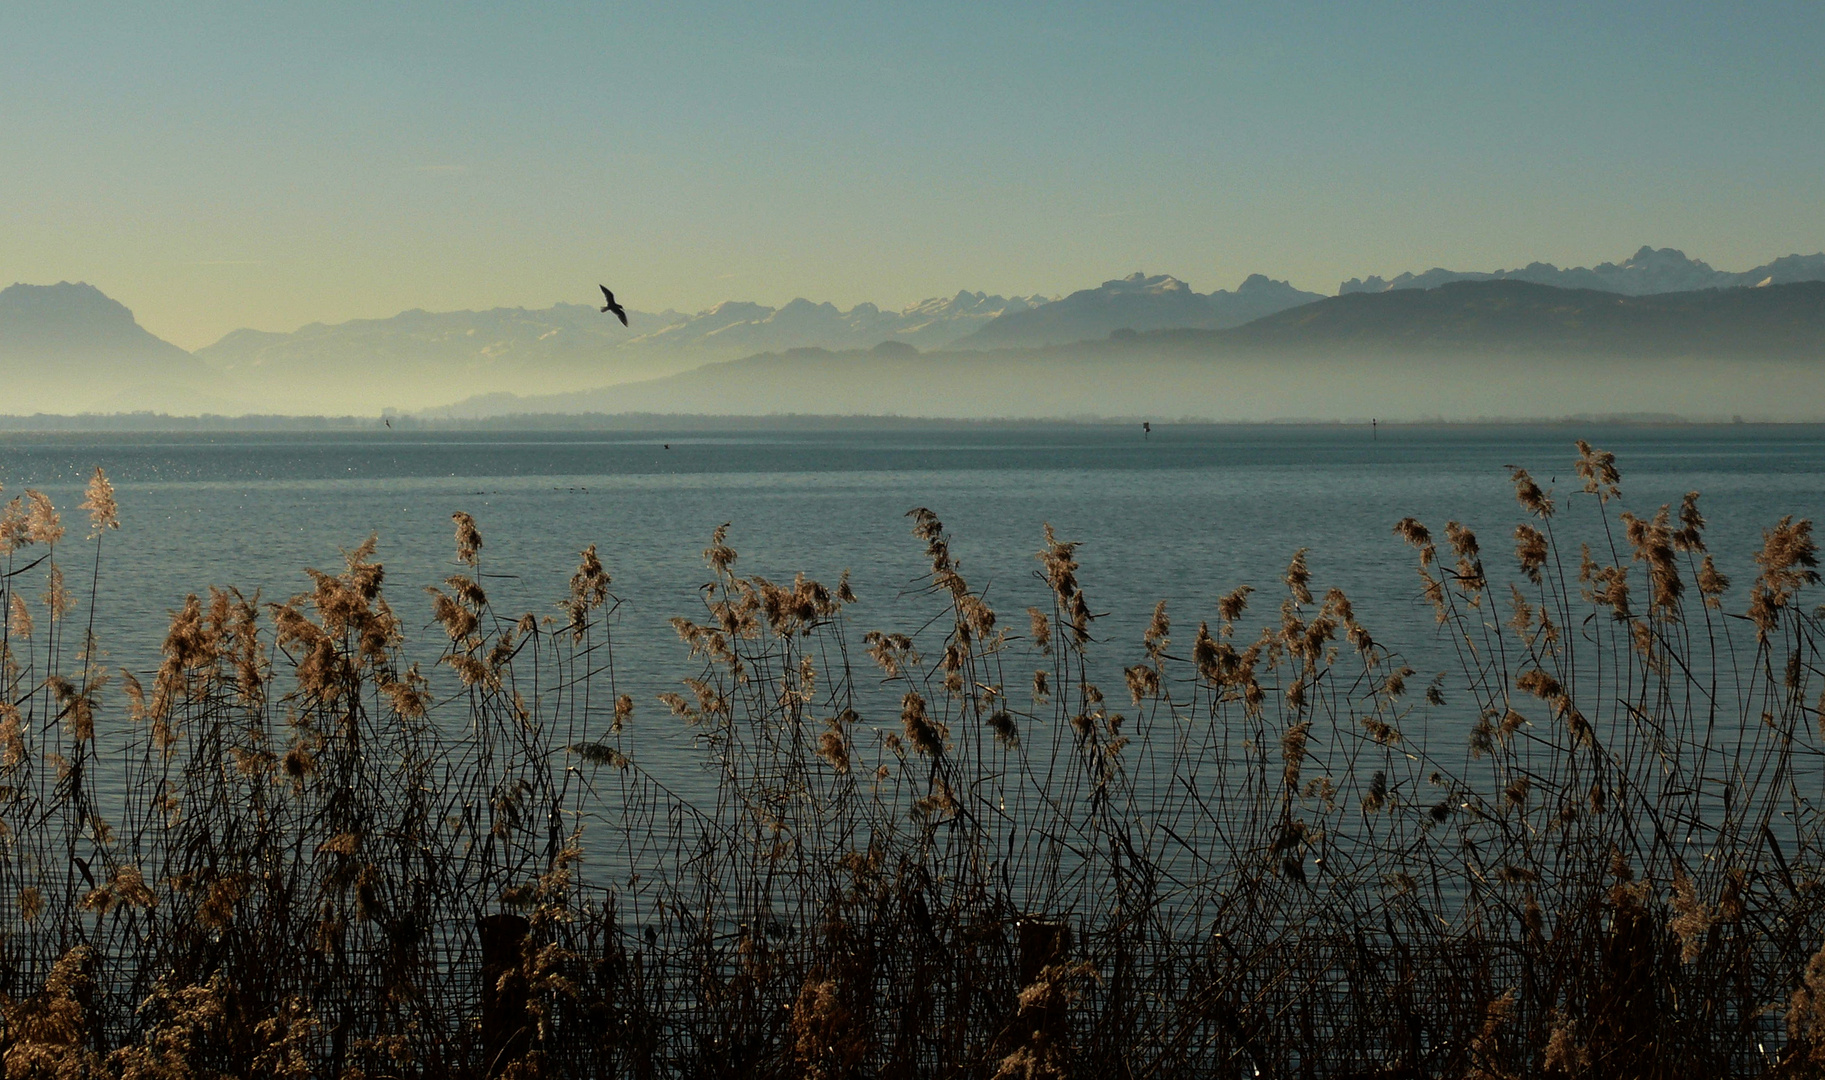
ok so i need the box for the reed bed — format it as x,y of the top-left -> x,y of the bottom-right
1,443 -> 1824,1077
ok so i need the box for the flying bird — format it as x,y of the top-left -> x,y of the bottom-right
599,285 -> 628,327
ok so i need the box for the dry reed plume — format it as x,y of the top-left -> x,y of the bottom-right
0,444 -> 1823,1077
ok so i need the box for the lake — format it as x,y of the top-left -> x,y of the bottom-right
1,421 -> 1820,800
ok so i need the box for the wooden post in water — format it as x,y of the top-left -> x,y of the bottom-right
478,913 -> 531,1078
1016,916 -> 1074,1050
1018,917 -> 1071,985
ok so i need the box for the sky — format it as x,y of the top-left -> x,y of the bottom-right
4,2 -> 1824,350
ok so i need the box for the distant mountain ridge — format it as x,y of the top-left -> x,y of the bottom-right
192,289 -> 1054,413
1339,245 -> 1825,296
620,289 -> 1050,356
0,282 -> 218,412
430,279 -> 1825,424
172,246 -> 1825,413
194,302 -> 689,414
8,244 -> 1825,416
957,272 -> 1321,349
1170,278 -> 1825,357
0,282 -> 191,358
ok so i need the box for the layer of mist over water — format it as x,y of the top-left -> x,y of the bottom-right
466,352 -> 1825,423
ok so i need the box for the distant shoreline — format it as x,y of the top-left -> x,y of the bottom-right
0,410 -> 1803,433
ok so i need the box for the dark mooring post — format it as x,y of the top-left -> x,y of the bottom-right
1016,916 -> 1074,1048
1018,917 -> 1072,985
478,913 -> 531,1078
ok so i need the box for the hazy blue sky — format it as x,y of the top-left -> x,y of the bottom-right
4,2 -> 1823,349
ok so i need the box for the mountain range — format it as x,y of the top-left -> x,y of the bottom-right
1338,245 -> 1825,296
186,289 -> 1058,413
0,283 -> 222,413
624,289 -> 1052,355
177,276 -> 1316,411
430,279 -> 1825,422
4,244 -> 1824,416
954,273 -> 1322,348
1154,278 -> 1825,357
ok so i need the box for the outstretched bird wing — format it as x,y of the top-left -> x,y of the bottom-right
599,285 -> 628,325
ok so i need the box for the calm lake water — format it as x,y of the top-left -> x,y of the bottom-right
1,422 -> 1820,795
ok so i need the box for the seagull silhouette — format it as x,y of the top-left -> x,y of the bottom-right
599,285 -> 628,327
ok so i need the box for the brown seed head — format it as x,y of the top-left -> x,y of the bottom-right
899,691 -> 943,756
1622,506 -> 1684,617
569,544 -> 610,609
1444,522 -> 1486,595
1025,607 -> 1052,654
1674,490 -> 1707,552
1144,599 -> 1170,659
1217,585 -> 1252,632
79,468 -> 119,537
0,498 -> 27,553
1573,439 -> 1621,502
1513,524 -> 1548,585
987,710 -> 1018,748
1124,663 -> 1160,705
1515,667 -> 1563,702
9,592 -> 32,639
1393,518 -> 1436,569
703,522 -> 737,574
450,511 -> 482,565
1669,869 -> 1713,963
1748,516 -> 1820,640
1507,466 -> 1554,517
1696,555 -> 1729,609
1037,523 -> 1080,604
0,703 -> 24,768
24,491 -> 63,546
1283,549 -> 1312,606
42,564 -> 73,619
